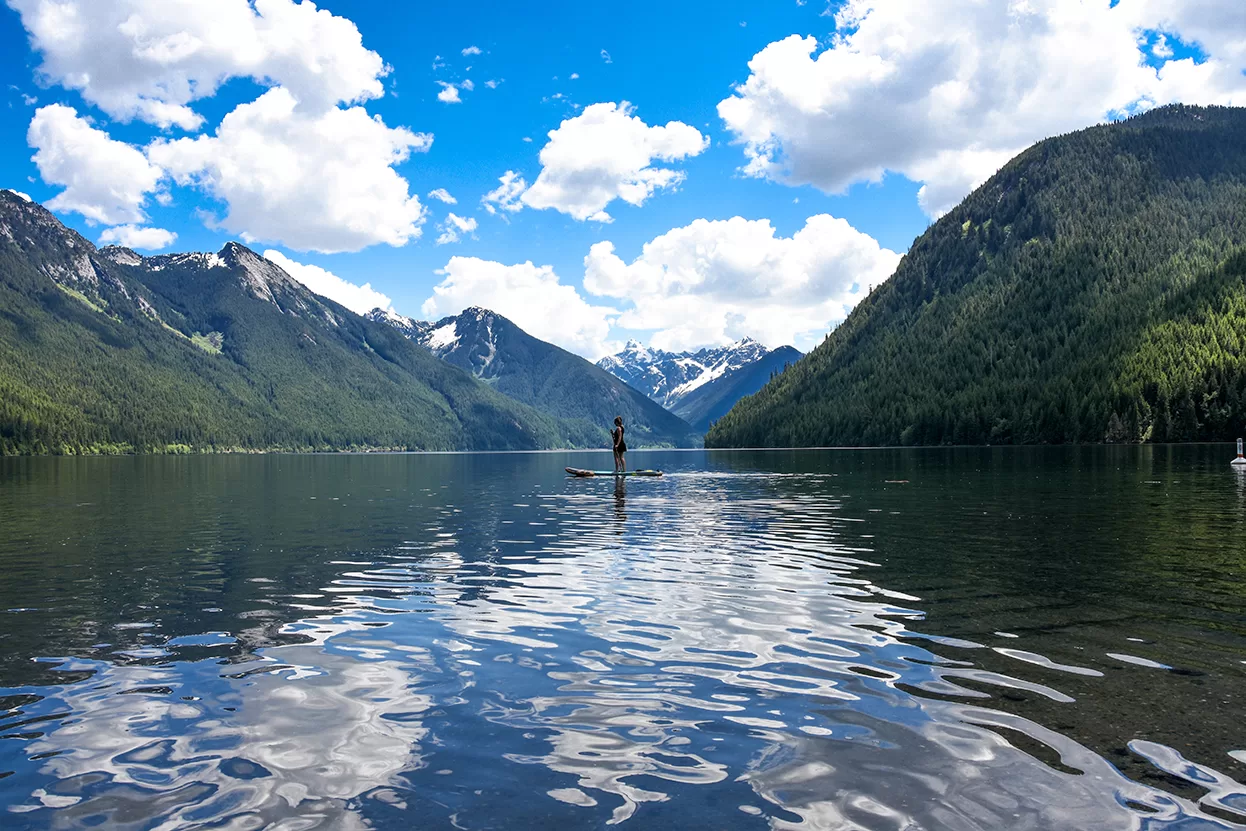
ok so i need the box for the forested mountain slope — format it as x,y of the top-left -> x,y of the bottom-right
0,192 -> 600,454
368,307 -> 698,447
707,105 -> 1246,448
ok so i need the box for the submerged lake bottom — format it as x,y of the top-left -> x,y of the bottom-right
0,447 -> 1244,830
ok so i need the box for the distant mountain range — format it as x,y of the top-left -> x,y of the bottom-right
669,346 -> 802,432
0,191 -> 603,455
596,339 -> 801,431
708,104 -> 1246,448
366,307 -> 698,447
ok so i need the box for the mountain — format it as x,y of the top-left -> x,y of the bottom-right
596,338 -> 801,433
0,191 -> 603,455
366,306 -> 698,447
596,337 -> 787,409
670,345 -> 802,432
707,104 -> 1246,448
367,307 -> 434,342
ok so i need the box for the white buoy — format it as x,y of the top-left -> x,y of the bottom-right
1233,438 -> 1246,467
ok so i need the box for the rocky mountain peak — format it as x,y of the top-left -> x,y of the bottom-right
99,246 -> 144,267
367,307 -> 413,326
0,188 -> 95,255
216,242 -> 297,306
217,241 -> 256,267
366,307 -> 431,341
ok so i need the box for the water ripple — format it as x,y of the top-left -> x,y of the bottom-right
1,451 -> 1244,829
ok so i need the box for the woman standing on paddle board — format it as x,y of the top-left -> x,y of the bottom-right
612,416 -> 627,473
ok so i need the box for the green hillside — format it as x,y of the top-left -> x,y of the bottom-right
707,105 -> 1246,448
0,192 -> 600,455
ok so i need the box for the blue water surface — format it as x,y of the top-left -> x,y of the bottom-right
0,447 -> 1244,829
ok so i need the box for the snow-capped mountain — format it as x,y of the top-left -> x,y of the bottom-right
597,338 -> 804,430
597,338 -> 772,409
366,306 -> 698,446
671,345 -> 803,432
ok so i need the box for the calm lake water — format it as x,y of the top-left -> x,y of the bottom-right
1,447 -> 1244,830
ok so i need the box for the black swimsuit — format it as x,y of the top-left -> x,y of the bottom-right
613,426 -> 627,454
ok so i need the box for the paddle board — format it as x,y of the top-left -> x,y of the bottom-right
565,467 -> 663,478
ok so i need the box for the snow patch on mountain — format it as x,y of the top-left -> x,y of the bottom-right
375,309 -> 412,327
367,306 -> 499,376
144,250 -> 229,273
365,308 -> 432,341
670,357 -> 732,399
427,321 -> 460,351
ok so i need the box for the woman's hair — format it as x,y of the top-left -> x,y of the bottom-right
614,416 -> 623,426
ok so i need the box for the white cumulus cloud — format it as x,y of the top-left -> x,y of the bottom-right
583,214 -> 901,352
148,88 -> 431,253
520,102 -> 708,221
461,45 -> 482,56
718,0 -> 1246,217
264,249 -> 393,315
98,224 -> 177,250
8,0 -> 389,129
427,188 -> 457,204
423,257 -> 618,359
482,170 -> 527,216
27,104 -> 163,225
437,82 -> 461,103
1152,34 -> 1175,60
435,213 -> 478,245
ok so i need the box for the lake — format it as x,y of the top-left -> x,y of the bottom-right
0,447 -> 1244,829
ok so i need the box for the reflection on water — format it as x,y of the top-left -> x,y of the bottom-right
0,448 -> 1244,829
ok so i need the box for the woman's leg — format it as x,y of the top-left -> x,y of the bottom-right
620,451 -> 626,472
613,451 -> 621,472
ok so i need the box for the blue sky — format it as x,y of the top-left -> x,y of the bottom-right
1,0 -> 1242,359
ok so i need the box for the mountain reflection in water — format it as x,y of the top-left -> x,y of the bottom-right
0,448 -> 1244,829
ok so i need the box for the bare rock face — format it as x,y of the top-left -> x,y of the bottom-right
0,191 -> 140,304
99,246 -> 144,267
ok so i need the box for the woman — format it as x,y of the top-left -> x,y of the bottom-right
611,416 -> 627,473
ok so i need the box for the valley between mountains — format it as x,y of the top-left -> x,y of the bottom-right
0,190 -> 783,454
6,105 -> 1246,455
